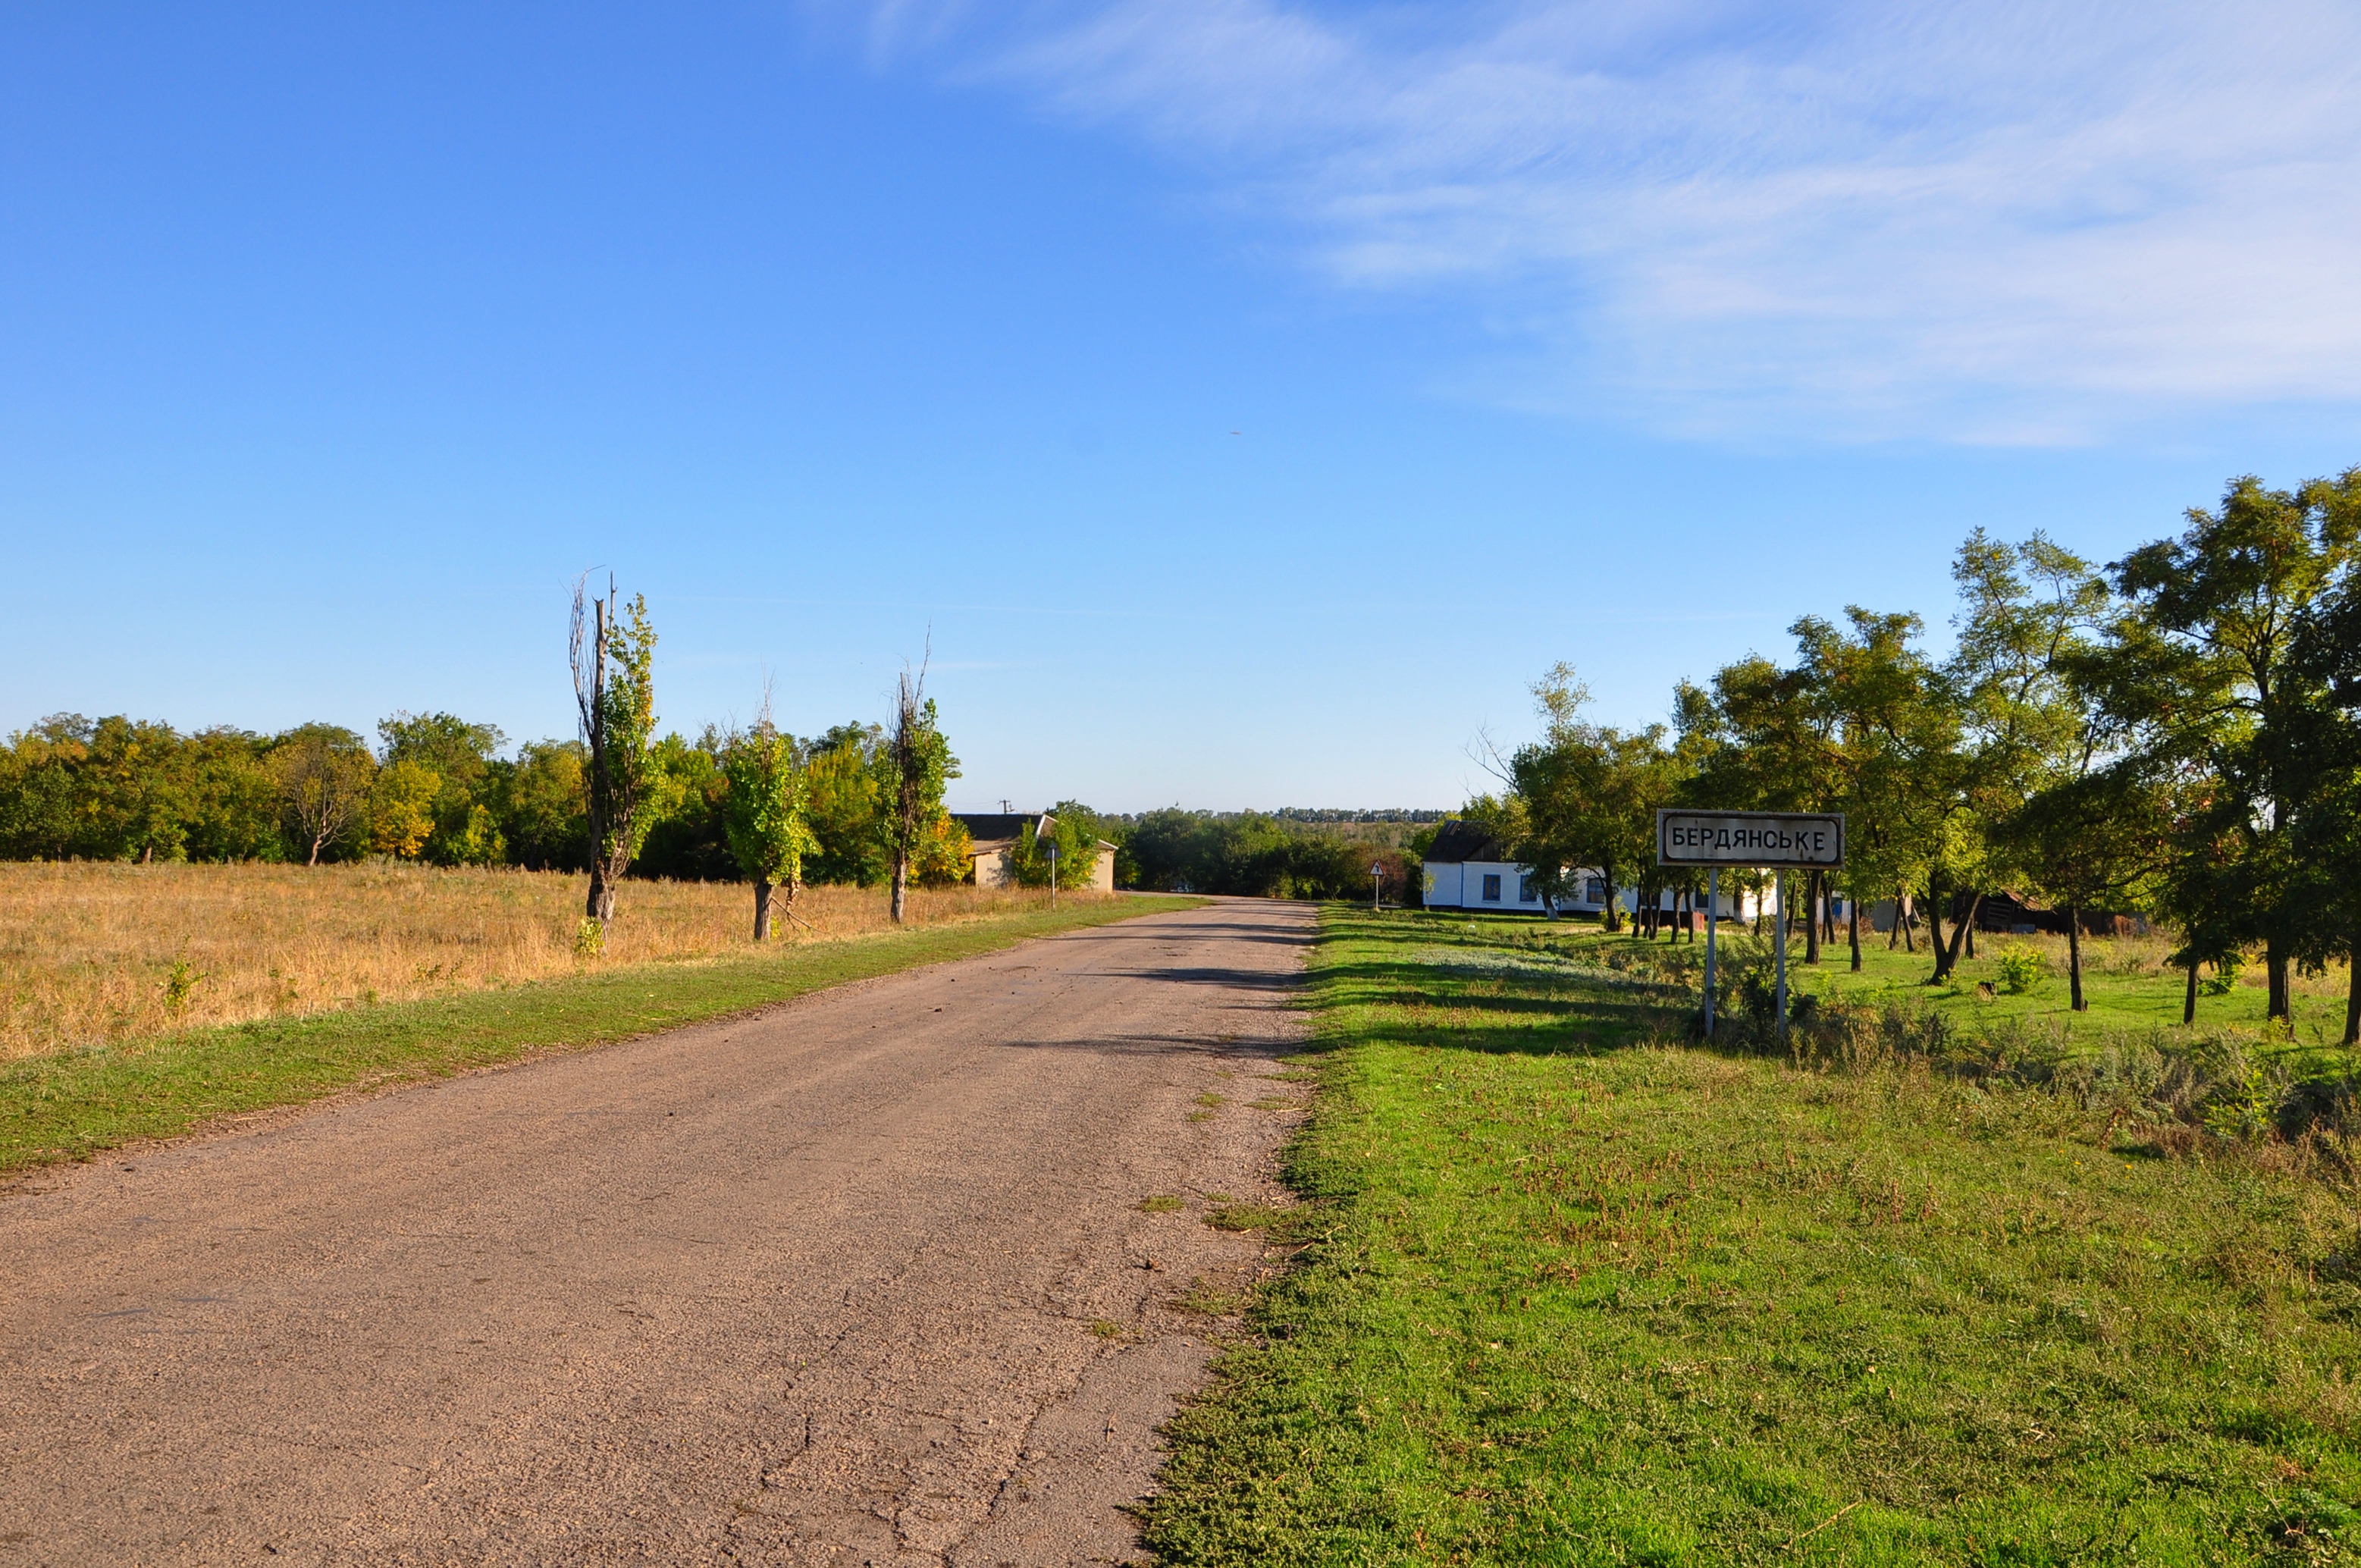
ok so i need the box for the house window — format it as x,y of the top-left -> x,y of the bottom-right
1518,874 -> 1540,903
1585,877 -> 1608,904
1481,873 -> 1502,902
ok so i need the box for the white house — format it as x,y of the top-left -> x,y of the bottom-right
1419,821 -> 1552,911
1420,820 -> 1766,921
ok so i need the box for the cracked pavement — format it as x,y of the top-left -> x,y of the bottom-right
0,898 -> 1313,1566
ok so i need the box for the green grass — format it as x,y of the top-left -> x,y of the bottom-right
0,895 -> 1200,1176
1146,908 -> 2361,1566
1598,913 -> 2344,1041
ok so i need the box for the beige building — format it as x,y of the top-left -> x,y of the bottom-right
954,813 -> 1119,893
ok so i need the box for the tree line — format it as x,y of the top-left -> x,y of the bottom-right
1482,470 -> 2361,1043
0,583 -> 970,938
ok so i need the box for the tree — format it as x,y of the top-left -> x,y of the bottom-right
723,704 -> 817,941
497,741 -> 588,870
1011,808 -> 1099,890
1956,532 -> 2164,1009
368,760 -> 442,859
802,729 -> 889,886
1503,665 -> 1669,933
571,577 -> 657,925
273,724 -> 375,866
2109,473 -> 2358,1024
378,710 -> 506,865
884,657 -> 957,924
2289,485 -> 2361,1043
1788,610 -> 1937,972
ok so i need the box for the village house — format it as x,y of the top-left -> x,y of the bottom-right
1419,820 -> 1769,922
952,813 -> 1119,893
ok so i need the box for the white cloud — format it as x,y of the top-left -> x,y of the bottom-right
836,0 -> 2361,441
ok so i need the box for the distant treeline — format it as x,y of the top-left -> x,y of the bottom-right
1270,808 -> 1447,824
0,710 -> 1445,902
0,712 -> 971,887
1108,808 -> 1426,900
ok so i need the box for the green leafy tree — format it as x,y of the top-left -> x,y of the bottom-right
181,729 -> 282,862
2289,491 -> 2361,1043
2107,472 -> 2359,1023
723,708 -> 818,940
496,741 -> 589,870
1010,808 -> 1101,890
378,710 -> 506,865
635,729 -> 733,882
802,727 -> 889,886
1789,610 -> 1938,971
368,759 -> 442,859
571,579 -> 658,925
885,659 -> 958,923
1503,665 -> 1669,933
1963,533 -> 2165,1009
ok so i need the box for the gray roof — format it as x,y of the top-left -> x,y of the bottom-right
1423,820 -> 1507,864
951,813 -> 1039,842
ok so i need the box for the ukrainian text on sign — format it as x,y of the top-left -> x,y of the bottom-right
1655,810 -> 1845,868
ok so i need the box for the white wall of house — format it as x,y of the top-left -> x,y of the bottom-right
1422,861 -> 1777,919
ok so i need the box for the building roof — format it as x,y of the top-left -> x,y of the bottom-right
1423,820 -> 1507,864
951,813 -> 1036,843
949,814 -> 1118,856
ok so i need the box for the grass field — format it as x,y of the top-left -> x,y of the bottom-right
0,881 -> 1197,1175
1751,918 -> 2349,1040
1146,908 -> 2361,1566
0,859 -> 1102,1062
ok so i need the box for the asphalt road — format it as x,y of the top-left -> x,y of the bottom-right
0,898 -> 1314,1566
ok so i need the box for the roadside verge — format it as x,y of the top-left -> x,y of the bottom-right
1143,905 -> 2361,1565
2,895 -> 1202,1177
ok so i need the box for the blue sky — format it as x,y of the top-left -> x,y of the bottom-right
5,2 -> 2358,812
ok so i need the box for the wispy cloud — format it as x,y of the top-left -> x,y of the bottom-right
832,0 -> 2361,442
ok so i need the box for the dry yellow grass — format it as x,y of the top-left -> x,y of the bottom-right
0,861 -> 1101,1062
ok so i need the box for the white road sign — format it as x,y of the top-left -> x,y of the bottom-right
1656,810 -> 1845,869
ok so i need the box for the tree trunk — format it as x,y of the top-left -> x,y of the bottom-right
753,876 -> 774,942
2345,936 -> 2359,1046
2266,939 -> 2290,1024
1849,898 -> 1862,972
586,861 -> 607,921
308,833 -> 325,867
2067,902 -> 2085,1012
1943,893 -> 1982,979
2184,958 -> 2199,1025
1927,874 -> 1947,980
1804,870 -> 1821,966
890,857 -> 909,924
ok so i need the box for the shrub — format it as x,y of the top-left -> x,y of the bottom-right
1993,942 -> 2049,994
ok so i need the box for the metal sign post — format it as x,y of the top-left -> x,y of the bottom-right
1370,861 -> 1383,914
1704,867 -> 1718,1036
1655,810 -> 1843,1037
1049,842 -> 1058,908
